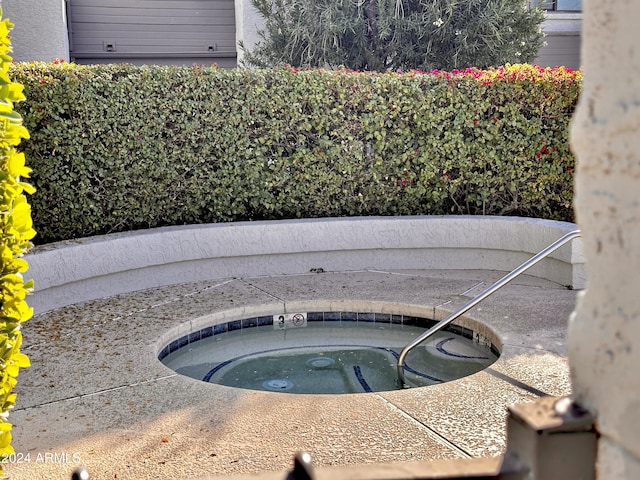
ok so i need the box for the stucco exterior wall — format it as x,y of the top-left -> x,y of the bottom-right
1,0 -> 69,62
535,12 -> 582,69
235,0 -> 264,66
25,216 -> 584,314
569,0 -> 640,476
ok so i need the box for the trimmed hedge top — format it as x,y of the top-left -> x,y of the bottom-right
11,63 -> 581,244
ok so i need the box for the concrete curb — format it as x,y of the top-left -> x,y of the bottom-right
25,216 -> 585,313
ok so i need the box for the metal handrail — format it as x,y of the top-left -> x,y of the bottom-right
397,229 -> 582,387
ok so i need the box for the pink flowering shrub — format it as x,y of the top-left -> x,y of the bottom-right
11,62 -> 580,243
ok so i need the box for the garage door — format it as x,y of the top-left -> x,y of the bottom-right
534,33 -> 581,70
67,0 -> 237,67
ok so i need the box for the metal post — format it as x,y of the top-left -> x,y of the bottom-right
397,230 -> 581,387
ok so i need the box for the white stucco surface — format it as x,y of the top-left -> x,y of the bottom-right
543,12 -> 582,33
569,0 -> 640,476
1,0 -> 69,62
235,0 -> 264,65
25,216 -> 584,314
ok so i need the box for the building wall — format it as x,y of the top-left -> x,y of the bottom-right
535,12 -> 582,69
235,0 -> 263,66
1,0 -> 70,62
535,33 -> 581,69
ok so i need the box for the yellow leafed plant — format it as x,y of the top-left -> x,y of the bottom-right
0,8 -> 35,470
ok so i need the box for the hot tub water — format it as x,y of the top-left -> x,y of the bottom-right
159,312 -> 500,394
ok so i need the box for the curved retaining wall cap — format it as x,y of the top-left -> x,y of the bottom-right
25,216 -> 585,313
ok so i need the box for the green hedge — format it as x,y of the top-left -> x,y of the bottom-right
11,62 -> 581,244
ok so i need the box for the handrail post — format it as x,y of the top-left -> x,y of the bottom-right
397,230 -> 581,388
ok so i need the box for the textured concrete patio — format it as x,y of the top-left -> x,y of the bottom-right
7,267 -> 576,480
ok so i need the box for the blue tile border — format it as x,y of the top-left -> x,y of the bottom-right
201,326 -> 213,339
323,312 -> 341,321
157,311 -> 500,361
357,312 -> 375,322
213,323 -> 227,336
307,312 -> 324,321
242,317 -> 258,329
228,320 -> 242,332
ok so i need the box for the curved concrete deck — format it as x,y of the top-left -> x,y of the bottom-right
8,217 -> 581,479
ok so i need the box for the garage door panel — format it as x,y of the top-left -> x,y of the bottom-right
71,0 -> 232,10
71,14 -> 234,26
69,0 -> 237,65
72,24 -> 236,37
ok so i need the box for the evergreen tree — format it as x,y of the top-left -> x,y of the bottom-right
242,0 -> 545,71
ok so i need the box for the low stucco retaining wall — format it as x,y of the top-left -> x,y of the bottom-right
25,216 -> 586,314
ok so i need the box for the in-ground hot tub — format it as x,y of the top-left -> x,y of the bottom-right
158,310 -> 501,394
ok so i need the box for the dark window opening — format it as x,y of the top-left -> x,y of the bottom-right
538,0 -> 582,11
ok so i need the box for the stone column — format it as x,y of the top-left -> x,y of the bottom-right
569,0 -> 640,477
235,0 -> 265,66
